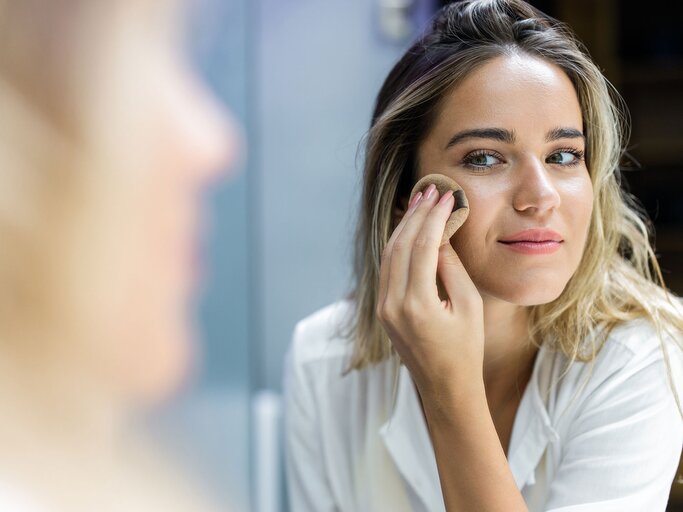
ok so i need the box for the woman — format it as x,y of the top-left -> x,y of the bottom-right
284,1 -> 683,510
0,0 -> 237,510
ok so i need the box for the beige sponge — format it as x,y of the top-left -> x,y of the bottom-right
409,173 -> 469,245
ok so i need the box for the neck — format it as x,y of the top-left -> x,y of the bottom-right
480,294 -> 537,403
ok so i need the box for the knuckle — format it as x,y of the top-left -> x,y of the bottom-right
378,299 -> 397,324
392,237 -> 408,252
413,235 -> 435,251
412,237 -> 428,250
403,299 -> 429,330
401,296 -> 421,318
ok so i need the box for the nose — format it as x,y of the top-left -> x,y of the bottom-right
511,156 -> 561,214
177,71 -> 243,185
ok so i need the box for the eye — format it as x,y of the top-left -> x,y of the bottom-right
462,150 -> 504,171
546,149 -> 584,166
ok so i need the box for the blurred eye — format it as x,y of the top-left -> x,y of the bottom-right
546,149 -> 584,166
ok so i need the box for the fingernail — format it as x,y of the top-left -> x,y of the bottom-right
408,192 -> 422,210
438,190 -> 454,205
425,184 -> 436,200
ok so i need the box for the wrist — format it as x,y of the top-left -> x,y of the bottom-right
415,370 -> 486,423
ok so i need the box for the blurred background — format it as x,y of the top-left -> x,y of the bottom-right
165,0 -> 683,510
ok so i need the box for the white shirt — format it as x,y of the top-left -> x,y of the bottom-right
283,300 -> 683,512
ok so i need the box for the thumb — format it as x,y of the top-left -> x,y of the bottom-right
437,241 -> 478,301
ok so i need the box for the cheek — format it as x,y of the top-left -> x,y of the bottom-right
564,175 -> 594,250
448,196 -> 496,275
119,300 -> 193,404
445,175 -> 595,304
448,179 -> 501,247
124,165 -> 195,403
103,216 -> 193,404
95,129 -> 196,404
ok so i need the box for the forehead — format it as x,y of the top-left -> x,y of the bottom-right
428,53 -> 583,142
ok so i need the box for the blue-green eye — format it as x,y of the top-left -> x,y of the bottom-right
547,149 -> 584,165
462,150 -> 503,171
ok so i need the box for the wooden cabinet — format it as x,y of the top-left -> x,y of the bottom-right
548,1 -> 683,507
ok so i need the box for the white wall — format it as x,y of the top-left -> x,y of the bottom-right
254,0 -> 411,390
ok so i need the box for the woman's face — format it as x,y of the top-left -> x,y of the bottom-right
86,6 -> 240,404
417,54 -> 593,306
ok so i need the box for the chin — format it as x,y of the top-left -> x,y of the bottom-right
480,278 -> 567,306
126,326 -> 195,407
514,287 -> 564,306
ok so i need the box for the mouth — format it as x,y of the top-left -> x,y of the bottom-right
498,240 -> 563,255
499,228 -> 564,244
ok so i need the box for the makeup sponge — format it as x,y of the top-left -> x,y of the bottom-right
409,174 -> 469,245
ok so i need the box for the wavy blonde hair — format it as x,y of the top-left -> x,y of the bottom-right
344,0 -> 683,395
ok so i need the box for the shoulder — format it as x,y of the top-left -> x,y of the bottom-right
593,316 -> 682,384
287,299 -> 355,369
283,300 -> 391,422
605,315 -> 680,355
545,316 -> 682,426
559,315 -> 682,378
600,294 -> 683,360
536,316 -> 683,511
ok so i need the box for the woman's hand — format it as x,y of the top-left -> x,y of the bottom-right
377,184 -> 530,512
376,184 -> 485,397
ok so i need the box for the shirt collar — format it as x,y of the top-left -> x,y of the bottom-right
508,343 -> 560,487
379,361 -> 444,511
379,344 -> 559,508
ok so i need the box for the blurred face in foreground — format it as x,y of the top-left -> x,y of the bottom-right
77,3 -> 240,404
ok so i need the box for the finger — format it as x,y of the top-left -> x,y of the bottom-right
387,184 -> 441,302
406,190 -> 455,301
378,190 -> 423,309
437,240 -> 479,306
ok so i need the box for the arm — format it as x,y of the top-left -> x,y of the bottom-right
282,324 -> 338,512
376,185 -> 528,511
421,379 -> 529,511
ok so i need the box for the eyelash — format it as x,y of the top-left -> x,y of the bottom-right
553,147 -> 585,166
461,150 -> 504,172
461,148 -> 586,172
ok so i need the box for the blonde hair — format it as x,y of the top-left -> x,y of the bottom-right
344,0 -> 683,388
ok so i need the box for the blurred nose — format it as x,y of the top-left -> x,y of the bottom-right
511,156 -> 561,215
176,70 -> 242,186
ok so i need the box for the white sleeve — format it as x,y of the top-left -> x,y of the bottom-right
544,343 -> 683,512
282,322 -> 338,512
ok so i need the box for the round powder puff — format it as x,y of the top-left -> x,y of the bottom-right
409,173 -> 469,245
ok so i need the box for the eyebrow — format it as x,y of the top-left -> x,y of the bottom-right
544,127 -> 585,142
444,126 -> 585,150
445,128 -> 514,149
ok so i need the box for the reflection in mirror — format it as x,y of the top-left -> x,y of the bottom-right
281,1 -> 683,511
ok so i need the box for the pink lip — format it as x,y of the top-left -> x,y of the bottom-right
499,228 -> 564,243
498,228 -> 564,255
499,240 -> 562,255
